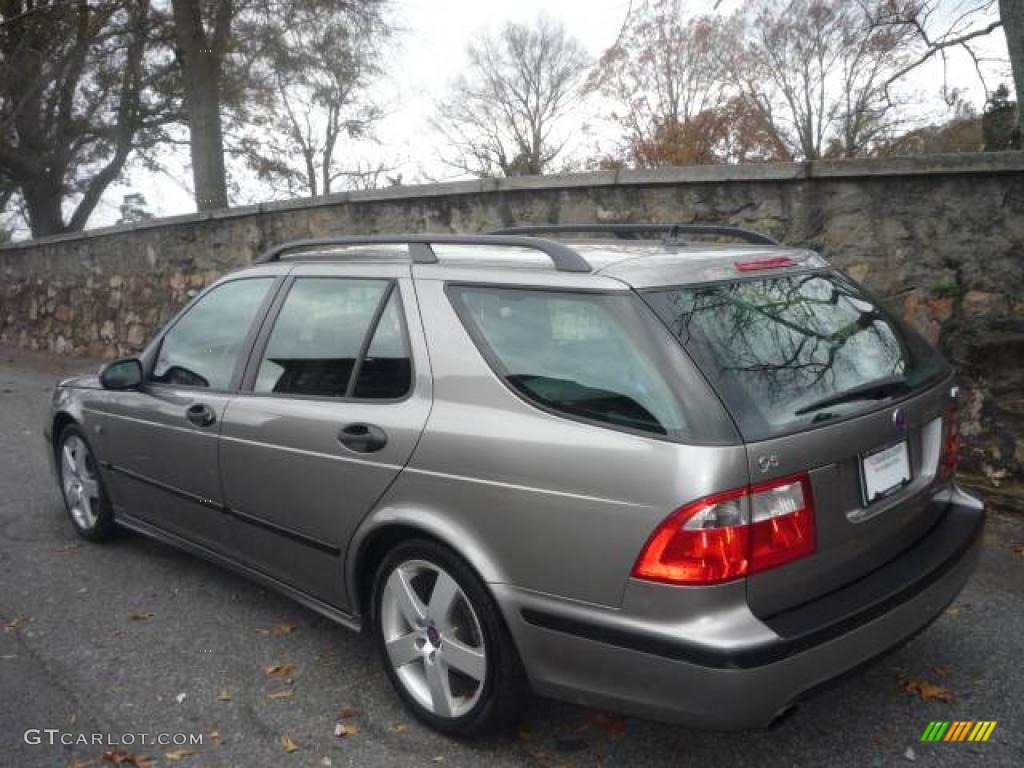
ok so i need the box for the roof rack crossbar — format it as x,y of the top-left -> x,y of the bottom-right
490,223 -> 778,246
254,234 -> 592,273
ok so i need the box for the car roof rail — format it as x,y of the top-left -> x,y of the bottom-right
490,223 -> 778,246
253,234 -> 592,273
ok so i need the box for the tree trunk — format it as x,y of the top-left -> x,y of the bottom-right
1002,0 -> 1024,140
171,0 -> 229,210
22,174 -> 68,239
303,149 -> 318,197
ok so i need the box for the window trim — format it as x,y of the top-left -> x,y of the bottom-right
238,275 -> 416,404
144,275 -> 284,395
445,281 -> 739,446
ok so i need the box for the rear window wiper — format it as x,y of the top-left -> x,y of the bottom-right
793,375 -> 911,416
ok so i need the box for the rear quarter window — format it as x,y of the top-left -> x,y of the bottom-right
448,285 -> 737,444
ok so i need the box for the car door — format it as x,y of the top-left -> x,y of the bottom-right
94,275 -> 280,558
219,263 -> 432,610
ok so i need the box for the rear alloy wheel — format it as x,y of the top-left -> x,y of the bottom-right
372,540 -> 528,737
57,425 -> 116,541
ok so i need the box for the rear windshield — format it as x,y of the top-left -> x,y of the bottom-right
449,286 -> 737,444
644,271 -> 949,442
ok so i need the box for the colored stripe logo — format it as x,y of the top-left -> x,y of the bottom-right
921,721 -> 997,742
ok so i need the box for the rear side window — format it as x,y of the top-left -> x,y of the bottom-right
254,278 -> 411,399
644,271 -> 949,441
449,286 -> 736,443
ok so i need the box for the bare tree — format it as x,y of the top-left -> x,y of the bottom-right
865,1 -> 1016,144
592,0 -> 790,166
238,0 -> 390,197
434,16 -> 590,177
727,1 -> 920,161
591,1 -> 730,163
0,0 -> 176,237
873,1 -> 1004,99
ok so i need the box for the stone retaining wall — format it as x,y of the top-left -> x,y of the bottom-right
2,153 -> 1022,494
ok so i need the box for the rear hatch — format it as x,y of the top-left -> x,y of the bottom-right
642,265 -> 954,617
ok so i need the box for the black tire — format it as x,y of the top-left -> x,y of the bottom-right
371,538 -> 530,738
56,424 -> 117,542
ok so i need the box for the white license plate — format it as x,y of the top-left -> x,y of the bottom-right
861,441 -> 911,505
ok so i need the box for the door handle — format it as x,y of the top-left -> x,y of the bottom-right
337,423 -> 387,453
186,403 -> 216,427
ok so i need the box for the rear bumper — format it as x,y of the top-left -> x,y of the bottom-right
495,486 -> 984,728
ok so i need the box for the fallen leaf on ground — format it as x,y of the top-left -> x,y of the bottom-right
208,730 -> 222,745
268,689 -> 293,700
933,666 -> 949,678
902,678 -> 953,702
164,748 -> 196,761
591,713 -> 626,737
904,746 -> 917,761
390,722 -> 408,733
174,692 -> 187,704
52,543 -> 80,554
1,617 -> 25,633
1011,543 -> 1024,557
264,663 -> 294,678
279,734 -> 298,753
336,706 -> 357,719
334,722 -> 358,737
128,612 -> 155,622
217,689 -> 232,702
101,750 -> 154,767
257,622 -> 297,636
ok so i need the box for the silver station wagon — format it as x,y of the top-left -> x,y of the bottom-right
46,224 -> 984,736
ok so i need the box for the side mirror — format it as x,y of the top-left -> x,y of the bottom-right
99,358 -> 144,390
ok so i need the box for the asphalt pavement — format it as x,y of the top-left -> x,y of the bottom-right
1,352 -> 1022,768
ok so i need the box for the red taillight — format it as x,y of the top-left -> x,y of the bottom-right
747,475 -> 815,573
632,474 -> 815,585
939,402 -> 960,480
632,488 -> 750,584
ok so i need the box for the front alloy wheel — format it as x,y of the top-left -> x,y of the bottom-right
57,425 -> 116,541
373,540 -> 528,736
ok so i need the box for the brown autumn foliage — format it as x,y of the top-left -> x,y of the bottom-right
628,97 -> 792,167
872,115 -> 984,156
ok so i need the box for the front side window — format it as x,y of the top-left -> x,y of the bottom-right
450,286 -> 716,439
152,278 -> 273,389
254,278 -> 412,399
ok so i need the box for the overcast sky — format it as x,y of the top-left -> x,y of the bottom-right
90,0 -> 1012,229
